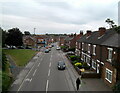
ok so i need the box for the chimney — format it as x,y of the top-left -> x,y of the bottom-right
99,27 -> 106,36
86,30 -> 92,37
80,31 -> 83,36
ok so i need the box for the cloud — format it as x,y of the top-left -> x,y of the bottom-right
1,0 -> 119,34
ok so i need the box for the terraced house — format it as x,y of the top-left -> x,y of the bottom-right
76,27 -> 120,88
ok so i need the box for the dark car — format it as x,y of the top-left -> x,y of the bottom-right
52,45 -> 54,47
57,61 -> 66,70
45,49 -> 49,53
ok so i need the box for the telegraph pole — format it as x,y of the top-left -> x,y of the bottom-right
34,28 -> 36,35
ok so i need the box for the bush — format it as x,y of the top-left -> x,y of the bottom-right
60,46 -> 68,52
82,62 -> 90,69
68,48 -> 75,52
113,81 -> 120,92
74,62 -> 82,69
2,52 -> 7,71
69,55 -> 80,61
2,72 -> 13,91
71,60 -> 78,65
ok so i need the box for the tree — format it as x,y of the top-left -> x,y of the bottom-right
113,81 -> 120,93
5,28 -> 23,46
105,18 -> 115,28
114,26 -> 120,34
1,28 -> 7,47
24,31 -> 31,35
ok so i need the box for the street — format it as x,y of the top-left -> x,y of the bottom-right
10,43 -> 79,92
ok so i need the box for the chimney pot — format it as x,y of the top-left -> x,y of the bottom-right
86,30 -> 92,37
99,27 -> 106,36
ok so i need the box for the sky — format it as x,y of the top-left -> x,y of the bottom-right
1,0 -> 120,34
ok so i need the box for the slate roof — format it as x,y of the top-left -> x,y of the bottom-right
101,33 -> 120,48
77,29 -> 119,48
65,37 -> 74,41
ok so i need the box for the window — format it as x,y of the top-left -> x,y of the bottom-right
92,60 -> 96,70
107,48 -> 113,62
79,43 -> 81,49
82,42 -> 84,50
105,68 -> 112,83
93,45 -> 96,55
88,44 -> 90,53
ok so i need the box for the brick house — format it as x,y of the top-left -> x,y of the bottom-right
23,35 -> 36,48
76,27 -> 120,88
59,36 -> 68,46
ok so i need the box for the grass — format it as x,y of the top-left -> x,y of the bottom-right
3,49 -> 37,66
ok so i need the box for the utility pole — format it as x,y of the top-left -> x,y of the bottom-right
34,28 -> 36,35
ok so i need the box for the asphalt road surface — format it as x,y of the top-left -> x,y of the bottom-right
10,43 -> 79,92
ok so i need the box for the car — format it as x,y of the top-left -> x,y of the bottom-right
57,61 -> 66,70
67,51 -> 75,55
48,48 -> 51,51
52,45 -> 54,47
45,49 -> 49,53
17,46 -> 24,49
56,47 -> 60,50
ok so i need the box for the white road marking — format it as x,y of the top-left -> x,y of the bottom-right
49,62 -> 51,67
30,78 -> 32,82
38,62 -> 41,67
46,80 -> 49,93
41,58 -> 43,61
33,69 -> 37,76
48,69 -> 51,76
24,78 -> 32,82
17,64 -> 35,92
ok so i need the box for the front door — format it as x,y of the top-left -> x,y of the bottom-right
97,64 -> 100,73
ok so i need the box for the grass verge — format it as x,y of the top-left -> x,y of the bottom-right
3,49 -> 37,66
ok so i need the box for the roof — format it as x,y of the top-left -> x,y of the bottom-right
76,29 -> 119,48
65,37 -> 73,41
77,34 -> 87,42
101,33 -> 120,48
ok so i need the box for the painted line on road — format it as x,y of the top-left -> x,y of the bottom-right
38,62 -> 41,67
17,64 -> 36,92
41,58 -> 43,61
46,80 -> 49,93
33,69 -> 37,76
48,69 -> 51,76
49,62 -> 51,67
30,78 -> 32,82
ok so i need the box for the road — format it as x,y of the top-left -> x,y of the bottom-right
10,43 -> 79,92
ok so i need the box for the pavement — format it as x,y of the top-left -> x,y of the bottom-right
9,42 -> 112,92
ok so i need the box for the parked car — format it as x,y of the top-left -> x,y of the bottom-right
52,45 -> 54,47
56,47 -> 60,50
47,48 -> 51,51
45,49 -> 49,53
67,51 -> 75,55
17,46 -> 24,49
57,61 -> 66,70
25,46 -> 32,49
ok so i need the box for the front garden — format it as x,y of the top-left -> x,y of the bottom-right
66,54 -> 100,78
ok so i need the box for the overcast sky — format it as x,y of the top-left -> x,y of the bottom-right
1,0 -> 119,34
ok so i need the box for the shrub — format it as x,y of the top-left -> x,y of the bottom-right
68,48 -> 75,52
2,72 -> 13,91
71,60 -> 77,65
113,81 -> 120,92
69,55 -> 80,61
82,62 -> 90,69
74,62 -> 82,69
